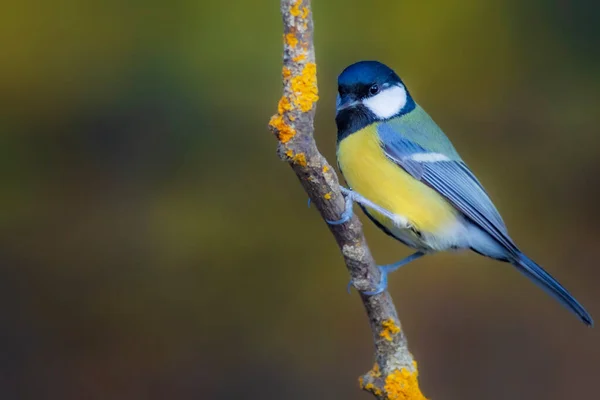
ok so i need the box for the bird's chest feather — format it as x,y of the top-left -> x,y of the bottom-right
336,124 -> 461,249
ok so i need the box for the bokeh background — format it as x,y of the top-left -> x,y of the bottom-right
2,1 -> 600,399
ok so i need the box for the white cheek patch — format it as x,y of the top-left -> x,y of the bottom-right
362,85 -> 407,119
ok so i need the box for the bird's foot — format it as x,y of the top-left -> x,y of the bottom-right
326,189 -> 355,225
348,251 -> 426,295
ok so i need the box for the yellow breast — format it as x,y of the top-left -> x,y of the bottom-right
337,124 -> 458,235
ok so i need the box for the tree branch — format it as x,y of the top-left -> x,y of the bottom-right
268,1 -> 427,399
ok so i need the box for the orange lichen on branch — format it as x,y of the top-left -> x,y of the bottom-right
361,363 -> 385,397
277,96 -> 293,114
292,152 -> 307,166
322,165 -> 329,173
383,362 -> 427,400
365,383 -> 383,397
324,192 -> 332,200
272,56 -> 311,141
285,33 -> 298,48
380,318 -> 401,341
282,67 -> 292,79
292,53 -> 306,62
269,113 -> 296,143
302,6 -> 310,19
290,63 -> 319,112
285,149 -> 307,166
270,2 -> 317,144
290,0 -> 302,17
369,363 -> 382,378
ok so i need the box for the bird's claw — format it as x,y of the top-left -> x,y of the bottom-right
346,280 -> 354,294
326,190 -> 354,225
350,252 -> 426,296
345,269 -> 388,295
362,269 -> 388,295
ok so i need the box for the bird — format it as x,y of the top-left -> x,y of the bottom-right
330,60 -> 593,326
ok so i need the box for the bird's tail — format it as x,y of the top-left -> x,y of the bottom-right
513,253 -> 593,326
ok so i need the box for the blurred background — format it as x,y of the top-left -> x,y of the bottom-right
1,0 -> 599,399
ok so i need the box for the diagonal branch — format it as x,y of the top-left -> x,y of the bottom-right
268,1 -> 428,399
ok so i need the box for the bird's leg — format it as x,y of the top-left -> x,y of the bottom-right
349,251 -> 426,295
326,187 -> 403,226
325,186 -> 422,294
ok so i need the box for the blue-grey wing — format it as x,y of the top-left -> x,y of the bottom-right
378,124 -> 518,255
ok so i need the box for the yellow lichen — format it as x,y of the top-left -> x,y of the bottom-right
380,319 -> 401,342
324,192 -> 332,200
322,165 -> 329,173
290,62 -> 319,112
285,33 -> 298,48
383,364 -> 427,400
360,364 -> 384,397
277,96 -> 293,115
270,4 -> 318,143
282,67 -> 292,79
292,152 -> 307,166
370,363 -> 381,378
269,114 -> 296,143
365,383 -> 383,397
292,53 -> 306,62
290,0 -> 302,17
284,149 -> 307,166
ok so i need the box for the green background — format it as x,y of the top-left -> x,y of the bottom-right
2,1 -> 599,399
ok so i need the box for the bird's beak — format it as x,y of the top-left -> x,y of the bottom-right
336,94 -> 359,112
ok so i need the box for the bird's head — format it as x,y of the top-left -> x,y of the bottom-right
336,61 -> 415,136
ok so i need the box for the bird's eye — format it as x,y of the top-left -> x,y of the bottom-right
369,84 -> 380,95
